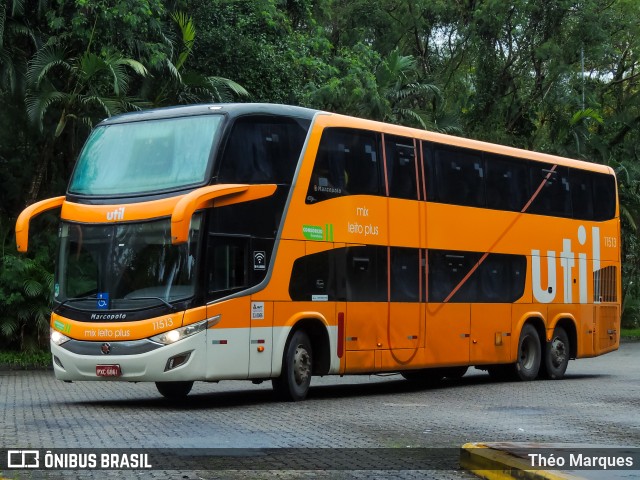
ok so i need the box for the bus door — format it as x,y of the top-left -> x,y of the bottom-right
247,235 -> 280,378
205,234 -> 252,380
343,245 -> 388,372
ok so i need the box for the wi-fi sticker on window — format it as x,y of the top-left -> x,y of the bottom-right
253,251 -> 266,271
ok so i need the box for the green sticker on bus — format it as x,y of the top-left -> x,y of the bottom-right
302,224 -> 334,241
54,319 -> 71,334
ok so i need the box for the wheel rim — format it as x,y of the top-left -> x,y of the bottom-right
549,336 -> 567,369
293,344 -> 311,386
520,335 -> 536,370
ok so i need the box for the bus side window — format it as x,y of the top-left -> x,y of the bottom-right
570,169 -> 595,220
206,235 -> 248,300
476,254 -> 526,302
218,116 -> 309,185
428,250 -> 526,303
433,146 -> 485,208
345,246 -> 387,302
508,255 -> 527,301
220,121 -> 270,183
428,250 -> 480,302
485,154 -> 531,212
306,128 -> 380,204
422,141 -> 436,201
528,164 -> 571,217
385,135 -> 418,199
592,172 -> 616,221
390,248 -> 419,302
477,255 -> 508,302
289,250 -> 337,301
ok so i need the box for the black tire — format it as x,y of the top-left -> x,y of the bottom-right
272,330 -> 312,401
401,368 -> 444,385
155,381 -> 193,399
541,326 -> 570,380
513,324 -> 541,381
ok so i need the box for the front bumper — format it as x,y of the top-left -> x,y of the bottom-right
51,331 -> 207,382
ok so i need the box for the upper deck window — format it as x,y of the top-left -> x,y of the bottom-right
385,135 -> 418,200
306,128 -> 381,203
217,115 -> 310,185
431,145 -> 485,207
69,115 -> 223,196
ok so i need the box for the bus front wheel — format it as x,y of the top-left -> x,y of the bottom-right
155,381 -> 193,399
273,330 -> 312,401
514,324 -> 541,381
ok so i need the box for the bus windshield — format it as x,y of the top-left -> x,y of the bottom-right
69,115 -> 223,195
55,216 -> 201,312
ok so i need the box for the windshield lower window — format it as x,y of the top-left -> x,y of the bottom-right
69,115 -> 223,196
56,216 -> 201,311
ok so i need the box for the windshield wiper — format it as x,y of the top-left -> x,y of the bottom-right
53,294 -> 98,313
54,294 -> 176,312
124,296 -> 177,311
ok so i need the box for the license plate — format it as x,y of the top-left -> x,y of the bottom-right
96,365 -> 122,377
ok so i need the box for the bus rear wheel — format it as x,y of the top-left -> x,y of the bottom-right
513,324 -> 541,381
155,381 -> 193,399
273,330 -> 312,401
541,326 -> 570,380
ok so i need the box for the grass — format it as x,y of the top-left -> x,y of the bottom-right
621,328 -> 640,340
0,349 -> 51,369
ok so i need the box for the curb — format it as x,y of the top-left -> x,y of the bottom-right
461,443 -> 584,480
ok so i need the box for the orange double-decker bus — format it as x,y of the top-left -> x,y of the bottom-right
16,103 -> 620,401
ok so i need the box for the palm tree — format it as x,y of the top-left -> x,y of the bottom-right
370,49 -> 459,133
0,215 -> 54,351
145,12 -> 248,107
0,0 -> 37,95
308,47 -> 457,133
24,43 -> 148,203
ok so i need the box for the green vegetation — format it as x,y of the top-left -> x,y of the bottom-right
2,0 -> 640,353
621,328 -> 640,340
0,349 -> 51,369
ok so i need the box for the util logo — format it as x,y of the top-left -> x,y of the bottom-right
106,207 -> 125,221
531,225 -> 600,304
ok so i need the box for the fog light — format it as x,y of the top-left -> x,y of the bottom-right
165,351 -> 192,371
54,355 -> 65,370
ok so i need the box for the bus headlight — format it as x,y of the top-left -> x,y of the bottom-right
51,328 -> 70,346
150,318 -> 209,345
